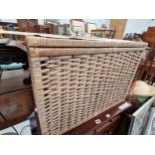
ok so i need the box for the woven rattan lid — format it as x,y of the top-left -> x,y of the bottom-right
0,30 -> 148,48
26,36 -> 148,48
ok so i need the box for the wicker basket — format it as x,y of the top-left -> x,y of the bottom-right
26,36 -> 147,135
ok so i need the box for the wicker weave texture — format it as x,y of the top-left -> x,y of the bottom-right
27,37 -> 145,135
27,36 -> 147,48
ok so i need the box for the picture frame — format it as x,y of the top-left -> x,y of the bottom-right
128,97 -> 155,135
144,107 -> 155,135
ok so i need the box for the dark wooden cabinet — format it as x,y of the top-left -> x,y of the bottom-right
34,24 -> 59,34
95,116 -> 121,135
17,19 -> 38,32
34,25 -> 51,34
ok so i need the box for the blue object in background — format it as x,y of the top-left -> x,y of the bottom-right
0,63 -> 25,70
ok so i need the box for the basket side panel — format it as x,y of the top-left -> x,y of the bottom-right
28,49 -> 142,134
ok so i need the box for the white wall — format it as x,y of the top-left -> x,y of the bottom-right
38,19 -> 44,25
41,19 -> 155,34
124,19 -> 155,34
59,19 -> 110,28
2,19 -> 155,36
1,19 -> 109,27
1,19 -> 17,23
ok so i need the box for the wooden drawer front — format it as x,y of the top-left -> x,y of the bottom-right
95,116 -> 121,135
